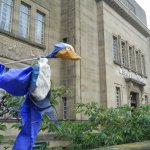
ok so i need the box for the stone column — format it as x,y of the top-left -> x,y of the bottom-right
29,5 -> 36,42
12,0 -> 21,34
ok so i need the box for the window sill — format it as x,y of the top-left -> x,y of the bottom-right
0,28 -> 46,50
114,61 -> 147,78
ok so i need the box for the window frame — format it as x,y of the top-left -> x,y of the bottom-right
128,45 -> 133,69
0,0 -> 13,32
119,0 -> 136,14
18,2 -> 30,38
144,95 -> 148,105
112,35 -> 118,63
121,40 -> 126,66
62,97 -> 67,120
116,87 -> 121,107
35,10 -> 45,44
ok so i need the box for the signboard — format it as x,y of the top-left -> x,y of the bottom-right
119,68 -> 146,84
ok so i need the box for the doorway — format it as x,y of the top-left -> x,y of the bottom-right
130,92 -> 139,108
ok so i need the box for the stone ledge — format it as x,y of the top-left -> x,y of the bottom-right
0,28 -> 46,50
92,141 -> 150,150
1,133 -> 69,148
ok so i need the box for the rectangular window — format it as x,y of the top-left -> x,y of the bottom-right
62,37 -> 68,43
121,41 -> 126,66
62,97 -> 67,119
35,11 -> 45,44
113,36 -> 118,62
141,55 -> 146,75
144,95 -> 148,105
19,3 -> 30,38
126,1 -> 135,14
0,0 -> 13,31
116,87 -> 121,107
135,51 -> 140,73
129,46 -> 133,69
119,0 -> 135,14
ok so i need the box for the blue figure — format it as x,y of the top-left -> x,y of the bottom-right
0,43 -> 81,150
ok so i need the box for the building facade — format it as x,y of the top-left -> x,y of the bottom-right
0,0 -> 150,121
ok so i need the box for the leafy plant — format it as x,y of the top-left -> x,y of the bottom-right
0,83 -> 72,148
0,123 -> 7,144
57,103 -> 150,149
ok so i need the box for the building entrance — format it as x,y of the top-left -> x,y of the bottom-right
130,92 -> 139,108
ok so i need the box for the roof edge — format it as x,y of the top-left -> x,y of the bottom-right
96,0 -> 150,37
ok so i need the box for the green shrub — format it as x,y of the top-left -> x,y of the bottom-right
0,83 -> 72,149
57,103 -> 150,149
0,123 -> 7,144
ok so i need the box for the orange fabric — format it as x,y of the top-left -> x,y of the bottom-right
55,47 -> 81,60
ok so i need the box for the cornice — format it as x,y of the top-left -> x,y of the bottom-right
96,0 -> 150,37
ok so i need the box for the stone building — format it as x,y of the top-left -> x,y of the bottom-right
0,0 -> 150,122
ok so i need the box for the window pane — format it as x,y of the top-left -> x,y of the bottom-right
37,12 -> 44,22
121,42 -> 126,66
35,12 -> 44,44
135,51 -> 140,73
20,4 -> 29,14
2,0 -> 12,5
145,95 -> 148,105
19,3 -> 30,38
116,87 -> 121,107
129,46 -> 133,69
0,0 -> 13,31
113,36 -> 118,62
62,97 -> 67,119
119,0 -> 135,14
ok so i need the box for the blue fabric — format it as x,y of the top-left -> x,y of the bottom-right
45,42 -> 68,58
0,64 -> 6,75
9,63 -> 58,150
13,95 -> 42,150
0,66 -> 33,96
30,92 -> 52,111
44,107 -> 59,127
30,91 -> 59,127
29,64 -> 39,92
0,62 -> 58,149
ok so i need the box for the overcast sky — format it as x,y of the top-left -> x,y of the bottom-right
135,0 -> 150,29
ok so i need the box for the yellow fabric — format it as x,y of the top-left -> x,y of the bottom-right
55,46 -> 81,60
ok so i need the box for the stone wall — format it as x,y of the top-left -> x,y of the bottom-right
102,1 -> 150,107
74,0 -> 101,119
0,0 -> 62,85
